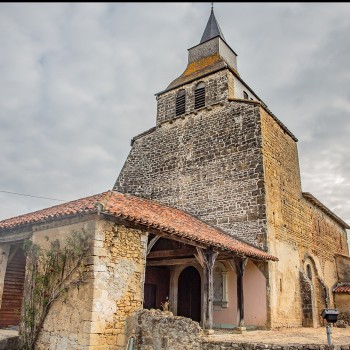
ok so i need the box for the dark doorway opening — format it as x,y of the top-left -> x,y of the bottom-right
177,266 -> 201,322
144,266 -> 170,310
144,283 -> 157,309
0,244 -> 26,329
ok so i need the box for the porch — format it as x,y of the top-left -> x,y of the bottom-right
144,232 -> 273,331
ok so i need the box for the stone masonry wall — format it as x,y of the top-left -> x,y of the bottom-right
126,309 -> 203,350
32,219 -> 96,350
89,221 -> 147,350
156,70 -> 230,125
261,107 -> 349,328
116,100 -> 267,249
335,253 -> 350,282
28,217 -> 147,350
126,310 -> 350,350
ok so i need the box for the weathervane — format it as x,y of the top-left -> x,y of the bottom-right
211,2 -> 214,10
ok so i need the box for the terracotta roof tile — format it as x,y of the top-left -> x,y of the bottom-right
333,284 -> 350,294
0,191 -> 277,261
0,192 -> 107,230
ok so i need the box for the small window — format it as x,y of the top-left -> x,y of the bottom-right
175,89 -> 186,116
243,91 -> 248,99
306,264 -> 312,280
195,82 -> 205,109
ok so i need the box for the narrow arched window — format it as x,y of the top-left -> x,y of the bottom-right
175,89 -> 186,116
306,264 -> 312,280
194,82 -> 205,109
243,91 -> 248,99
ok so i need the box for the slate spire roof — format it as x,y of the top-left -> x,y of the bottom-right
200,6 -> 226,44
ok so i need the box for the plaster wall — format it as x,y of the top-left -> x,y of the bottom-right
213,260 -> 267,328
244,261 -> 267,326
213,262 -> 237,328
233,75 -> 258,101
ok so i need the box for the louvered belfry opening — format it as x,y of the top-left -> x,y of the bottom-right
175,89 -> 186,116
194,82 -> 205,109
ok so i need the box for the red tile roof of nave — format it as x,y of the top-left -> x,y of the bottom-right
333,284 -> 350,294
100,191 -> 277,261
0,190 -> 277,261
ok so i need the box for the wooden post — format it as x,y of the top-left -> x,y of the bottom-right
195,247 -> 218,330
229,257 -> 248,330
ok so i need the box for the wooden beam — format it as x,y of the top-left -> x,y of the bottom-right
146,258 -> 197,266
147,235 -> 160,255
148,248 -> 195,259
194,247 -> 206,268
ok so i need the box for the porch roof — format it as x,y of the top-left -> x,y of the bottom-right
333,284 -> 350,294
0,190 -> 277,261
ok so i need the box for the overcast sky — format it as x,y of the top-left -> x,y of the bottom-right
0,3 -> 349,240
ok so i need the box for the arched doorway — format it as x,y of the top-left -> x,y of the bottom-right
301,258 -> 320,327
177,266 -> 201,322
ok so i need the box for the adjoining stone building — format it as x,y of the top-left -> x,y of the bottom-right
0,7 -> 349,350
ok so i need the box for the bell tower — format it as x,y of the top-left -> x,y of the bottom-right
155,7 -> 260,126
115,6 -> 268,249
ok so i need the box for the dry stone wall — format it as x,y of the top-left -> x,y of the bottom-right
126,309 -> 203,350
127,310 -> 350,350
115,100 -> 267,249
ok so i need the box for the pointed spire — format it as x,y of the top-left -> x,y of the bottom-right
200,5 -> 226,44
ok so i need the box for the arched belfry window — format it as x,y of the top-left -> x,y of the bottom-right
194,82 -> 205,109
175,89 -> 186,116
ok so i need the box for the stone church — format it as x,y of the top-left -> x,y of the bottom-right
0,7 -> 349,350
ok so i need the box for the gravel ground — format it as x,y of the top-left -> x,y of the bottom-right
204,327 -> 350,346
1,327 -> 349,347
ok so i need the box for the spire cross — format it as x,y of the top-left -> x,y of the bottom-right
211,2 -> 214,10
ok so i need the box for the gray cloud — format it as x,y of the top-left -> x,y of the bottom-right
0,3 -> 349,245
